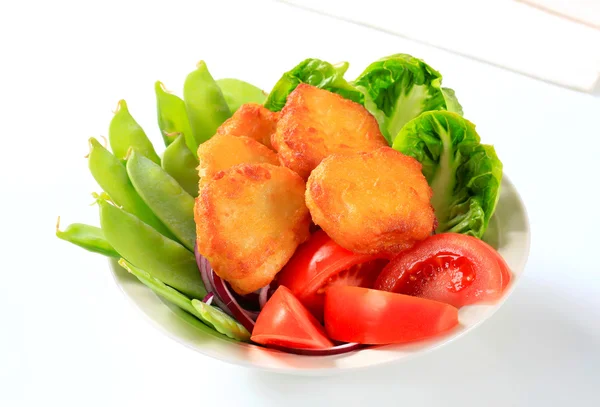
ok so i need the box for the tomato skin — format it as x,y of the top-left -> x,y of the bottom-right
277,230 -> 387,320
251,286 -> 333,350
473,238 -> 512,290
374,233 -> 507,308
324,286 -> 458,345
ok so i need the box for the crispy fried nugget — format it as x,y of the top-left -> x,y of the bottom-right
197,133 -> 279,185
272,84 -> 388,179
216,103 -> 279,149
306,147 -> 435,256
195,163 -> 310,294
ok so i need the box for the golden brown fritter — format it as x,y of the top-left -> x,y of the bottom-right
197,133 -> 278,185
195,163 -> 311,294
306,147 -> 435,256
216,103 -> 279,149
271,84 -> 388,179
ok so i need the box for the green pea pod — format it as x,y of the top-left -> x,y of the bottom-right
98,199 -> 206,299
56,218 -> 119,258
216,78 -> 267,113
183,61 -> 231,146
87,138 -> 175,240
109,99 -> 161,164
119,259 -> 247,342
126,150 -> 196,251
155,81 -> 196,152
191,299 -> 250,341
162,134 -> 200,197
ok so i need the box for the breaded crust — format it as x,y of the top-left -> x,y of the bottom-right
197,133 -> 279,185
306,147 -> 435,256
195,163 -> 311,294
272,84 -> 388,179
216,103 -> 279,149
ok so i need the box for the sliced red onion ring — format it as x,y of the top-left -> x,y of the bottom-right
194,245 -> 233,317
202,292 -> 214,305
211,271 -> 257,332
258,285 -> 270,309
231,291 -> 260,312
216,274 -> 259,320
194,246 -> 260,327
262,342 -> 363,356
195,243 -> 213,291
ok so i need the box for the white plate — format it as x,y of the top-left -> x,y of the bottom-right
110,174 -> 530,375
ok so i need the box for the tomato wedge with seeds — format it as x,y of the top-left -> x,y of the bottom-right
251,286 -> 333,350
277,230 -> 388,320
325,286 -> 458,345
374,233 -> 508,308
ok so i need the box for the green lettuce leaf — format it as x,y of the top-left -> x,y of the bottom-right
353,54 -> 463,144
393,111 -> 502,238
264,58 -> 363,111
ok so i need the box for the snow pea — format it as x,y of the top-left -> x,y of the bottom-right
126,150 -> 196,251
56,217 -> 119,258
99,199 -> 206,299
155,81 -> 196,152
109,99 -> 160,164
191,299 -> 250,341
162,134 -> 200,197
118,258 -> 197,314
183,61 -> 231,146
216,78 -> 267,113
87,138 -> 175,240
119,259 -> 249,341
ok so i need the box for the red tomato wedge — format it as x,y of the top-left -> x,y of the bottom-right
325,286 -> 458,345
251,286 -> 333,350
277,230 -> 388,320
476,238 -> 512,290
374,233 -> 509,308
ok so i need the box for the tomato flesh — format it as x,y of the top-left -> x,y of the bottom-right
397,252 -> 477,296
277,230 -> 388,320
374,233 -> 508,308
325,286 -> 458,345
251,286 -> 333,350
316,260 -> 386,293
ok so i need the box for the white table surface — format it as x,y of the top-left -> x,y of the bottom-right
1,1 -> 599,406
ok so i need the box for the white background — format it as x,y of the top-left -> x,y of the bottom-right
1,1 -> 599,406
283,0 -> 600,91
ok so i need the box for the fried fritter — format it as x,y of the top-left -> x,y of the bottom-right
197,133 -> 278,185
306,147 -> 435,256
195,163 -> 311,294
216,103 -> 278,149
272,84 -> 387,179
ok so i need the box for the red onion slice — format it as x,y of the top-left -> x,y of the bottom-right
195,243 -> 213,291
211,271 -> 256,332
234,291 -> 260,311
202,292 -> 214,305
195,246 -> 260,327
194,245 -> 234,317
258,285 -> 270,309
262,342 -> 363,356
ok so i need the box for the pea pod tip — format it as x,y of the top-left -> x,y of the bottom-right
195,60 -> 207,70
113,99 -> 128,115
117,258 -> 129,271
155,81 -> 171,94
